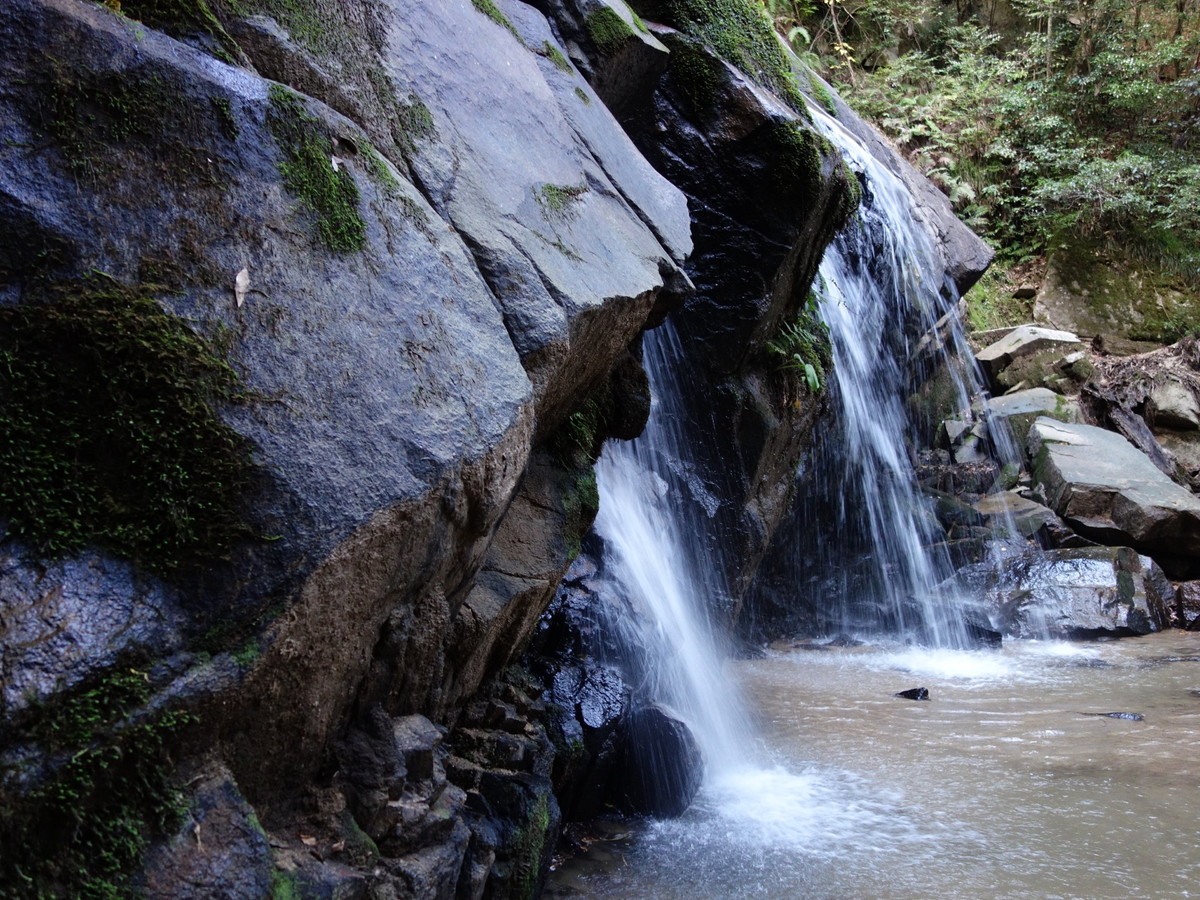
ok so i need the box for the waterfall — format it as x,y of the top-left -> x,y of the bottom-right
776,107 -> 1005,647
589,102 -> 1005,792
594,322 -> 751,776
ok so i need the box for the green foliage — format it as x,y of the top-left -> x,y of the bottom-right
587,6 -> 636,55
574,86 -> 592,105
0,668 -> 194,900
0,278 -> 254,572
788,0 -> 1200,296
964,265 -> 1034,331
766,291 -> 831,392
267,85 -> 366,252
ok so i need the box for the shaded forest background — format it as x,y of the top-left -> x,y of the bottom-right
762,0 -> 1200,330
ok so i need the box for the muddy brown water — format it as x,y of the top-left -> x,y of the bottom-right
547,632 -> 1200,900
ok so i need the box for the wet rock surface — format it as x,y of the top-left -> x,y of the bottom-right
959,547 -> 1173,639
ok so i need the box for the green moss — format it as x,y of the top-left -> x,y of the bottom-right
267,85 -> 366,252
535,181 -> 589,218
809,72 -> 837,116
509,792 -> 552,900
574,86 -> 592,105
642,0 -> 808,114
470,0 -> 519,38
758,120 -> 828,207
0,668 -> 195,900
33,65 -> 227,184
0,278 -> 255,573
117,0 -> 241,60
271,870 -> 305,900
586,6 -> 635,55
539,40 -> 574,74
667,37 -> 727,119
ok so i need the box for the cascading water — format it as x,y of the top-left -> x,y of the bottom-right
586,96 -> 1009,804
594,321 -> 750,776
776,106 -> 1009,647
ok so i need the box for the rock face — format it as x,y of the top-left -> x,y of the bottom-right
976,325 -> 1083,385
959,547 -> 1172,639
1028,417 -> 1200,574
0,0 -> 880,896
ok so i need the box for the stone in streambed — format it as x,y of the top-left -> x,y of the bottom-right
894,687 -> 930,701
616,705 -> 702,818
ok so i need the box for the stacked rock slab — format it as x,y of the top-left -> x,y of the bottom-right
1028,418 -> 1200,576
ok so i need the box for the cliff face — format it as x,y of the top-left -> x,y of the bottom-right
0,0 -> 974,897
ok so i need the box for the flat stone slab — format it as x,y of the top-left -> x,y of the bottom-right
986,387 -> 1081,447
973,491 -> 1060,538
976,325 -> 1082,379
1028,417 -> 1200,559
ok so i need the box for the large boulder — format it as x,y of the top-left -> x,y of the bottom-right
615,704 -> 703,818
958,547 -> 1172,639
1028,417 -> 1200,575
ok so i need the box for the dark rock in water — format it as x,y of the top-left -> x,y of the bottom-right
895,687 -> 930,701
616,705 -> 703,818
826,633 -> 864,648
1080,711 -> 1145,721
955,546 -> 1173,639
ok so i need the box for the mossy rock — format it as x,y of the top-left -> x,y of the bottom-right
0,278 -> 255,573
1035,238 -> 1200,343
630,0 -> 807,113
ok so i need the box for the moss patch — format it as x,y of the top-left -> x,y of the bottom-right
538,40 -> 574,74
586,6 -> 635,56
32,64 -> 228,185
267,85 -> 366,252
637,0 -> 808,113
756,120 -> 829,209
117,0 -> 241,61
470,0 -> 520,38
535,181 -> 589,218
0,667 -> 194,900
574,86 -> 592,105
509,792 -> 552,900
667,36 -> 727,119
809,72 -> 837,116
0,278 -> 255,573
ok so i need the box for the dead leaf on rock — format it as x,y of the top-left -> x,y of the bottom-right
234,267 -> 250,308
299,834 -> 317,847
